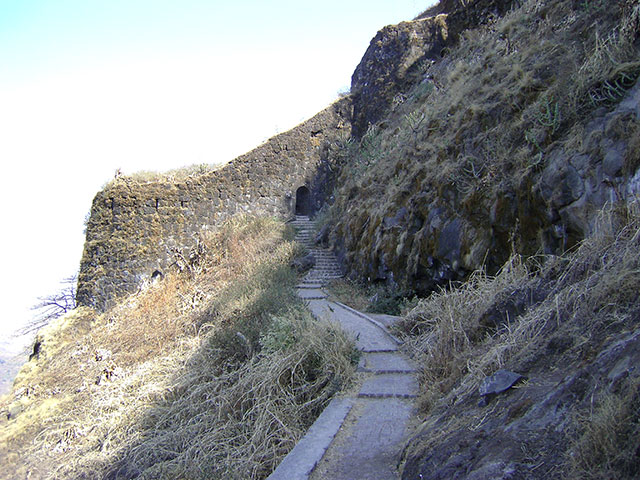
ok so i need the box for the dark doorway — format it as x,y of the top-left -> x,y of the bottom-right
295,186 -> 312,216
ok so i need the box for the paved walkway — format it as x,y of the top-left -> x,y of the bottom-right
267,216 -> 419,480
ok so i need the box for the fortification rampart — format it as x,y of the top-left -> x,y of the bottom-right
77,98 -> 352,311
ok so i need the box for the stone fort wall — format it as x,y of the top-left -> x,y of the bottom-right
77,98 -> 352,311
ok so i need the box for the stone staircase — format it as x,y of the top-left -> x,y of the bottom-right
267,217 -> 419,480
291,215 -> 343,293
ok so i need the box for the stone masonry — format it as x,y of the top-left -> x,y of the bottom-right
77,98 -> 351,312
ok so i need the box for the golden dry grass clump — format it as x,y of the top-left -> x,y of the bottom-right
0,215 -> 356,480
398,201 -> 640,477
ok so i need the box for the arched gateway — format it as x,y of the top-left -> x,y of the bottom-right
295,186 -> 312,216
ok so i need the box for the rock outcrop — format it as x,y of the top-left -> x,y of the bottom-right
350,15 -> 449,138
350,0 -> 518,138
327,0 -> 640,297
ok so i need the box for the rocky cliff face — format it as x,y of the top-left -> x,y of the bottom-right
326,0 -> 640,297
77,99 -> 351,311
319,1 -> 640,476
350,15 -> 449,138
350,0 -> 518,138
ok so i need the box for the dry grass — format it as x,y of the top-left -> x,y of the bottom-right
105,162 -> 226,187
400,201 -> 640,413
327,278 -> 416,315
565,375 -> 640,479
326,279 -> 372,313
325,0 -> 640,287
398,255 -> 533,410
0,215 -> 356,480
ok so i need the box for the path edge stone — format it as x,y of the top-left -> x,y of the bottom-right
266,397 -> 355,480
332,301 -> 403,345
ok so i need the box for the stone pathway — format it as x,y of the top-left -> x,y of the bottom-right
291,215 -> 344,296
267,216 -> 419,480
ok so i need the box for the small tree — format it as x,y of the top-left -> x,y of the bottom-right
23,275 -> 78,335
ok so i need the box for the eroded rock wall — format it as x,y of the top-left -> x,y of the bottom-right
350,15 -> 450,138
350,0 -> 517,138
328,0 -> 640,296
77,98 -> 351,311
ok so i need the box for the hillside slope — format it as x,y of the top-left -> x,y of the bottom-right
0,217 -> 356,479
317,0 -> 640,478
326,0 -> 640,295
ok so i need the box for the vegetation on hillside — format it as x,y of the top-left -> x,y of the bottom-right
397,201 -> 640,478
0,216 -> 356,479
3,0 -> 640,478
315,0 -> 640,476
323,0 -> 640,291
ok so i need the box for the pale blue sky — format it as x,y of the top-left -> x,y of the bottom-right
0,0 -> 435,346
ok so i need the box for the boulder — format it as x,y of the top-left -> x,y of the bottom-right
351,15 -> 449,137
291,254 -> 316,273
478,370 -> 524,397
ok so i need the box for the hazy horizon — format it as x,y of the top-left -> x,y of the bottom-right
0,1 -> 436,386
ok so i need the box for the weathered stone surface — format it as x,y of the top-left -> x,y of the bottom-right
311,398 -> 415,480
351,15 -> 450,138
478,370 -> 523,397
539,152 -> 585,209
360,351 -> 416,373
314,223 -> 330,246
401,326 -> 640,479
330,76 -> 640,298
359,372 -> 418,398
292,254 -> 316,273
78,99 -> 351,311
306,300 -> 398,352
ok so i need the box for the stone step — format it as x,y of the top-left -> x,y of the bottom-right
298,289 -> 329,300
358,352 -> 418,374
358,373 -> 418,399
266,398 -> 354,480
279,267 -> 418,480
309,397 -> 415,480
